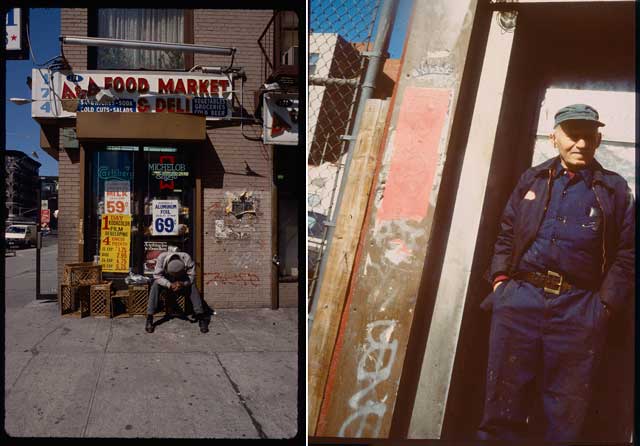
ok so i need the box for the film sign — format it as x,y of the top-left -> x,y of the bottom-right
100,214 -> 131,273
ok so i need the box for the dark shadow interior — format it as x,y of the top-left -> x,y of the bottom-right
441,3 -> 635,441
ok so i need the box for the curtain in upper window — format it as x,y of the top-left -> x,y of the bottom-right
97,9 -> 185,70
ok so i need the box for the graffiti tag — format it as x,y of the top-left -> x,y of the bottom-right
204,272 -> 260,287
338,320 -> 398,437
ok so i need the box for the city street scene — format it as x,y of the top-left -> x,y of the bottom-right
5,6 -> 302,439
5,236 -> 297,438
308,0 -> 634,444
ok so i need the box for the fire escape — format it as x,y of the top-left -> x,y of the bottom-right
258,11 -> 299,89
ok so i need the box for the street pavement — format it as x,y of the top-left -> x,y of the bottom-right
4,236 -> 300,439
5,235 -> 58,309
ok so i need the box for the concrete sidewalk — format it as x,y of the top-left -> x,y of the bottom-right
5,298 -> 299,438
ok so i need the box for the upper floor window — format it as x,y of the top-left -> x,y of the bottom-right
309,53 -> 319,76
279,11 -> 299,66
96,9 -> 185,70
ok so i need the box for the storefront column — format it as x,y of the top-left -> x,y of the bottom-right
195,175 -> 203,294
78,145 -> 85,260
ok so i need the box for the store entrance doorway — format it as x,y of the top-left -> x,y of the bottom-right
438,2 -> 634,442
85,145 -> 195,288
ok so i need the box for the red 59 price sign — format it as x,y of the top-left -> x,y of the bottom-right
106,199 -> 127,214
152,200 -> 179,236
104,181 -> 130,215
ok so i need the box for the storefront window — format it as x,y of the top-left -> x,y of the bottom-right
279,11 -> 299,66
96,9 -> 185,70
89,147 -> 136,277
142,147 -> 193,274
87,145 -> 194,285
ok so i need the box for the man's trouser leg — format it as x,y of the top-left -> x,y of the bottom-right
147,282 -> 163,315
186,284 -> 204,315
540,289 -> 607,442
477,280 -> 543,441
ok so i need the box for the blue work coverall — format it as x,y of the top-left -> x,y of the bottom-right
477,157 -> 635,441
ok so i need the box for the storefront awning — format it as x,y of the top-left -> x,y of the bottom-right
76,112 -> 206,142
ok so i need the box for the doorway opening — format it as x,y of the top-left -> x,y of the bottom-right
85,144 -> 196,288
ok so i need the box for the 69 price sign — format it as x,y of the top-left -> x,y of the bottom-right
152,200 -> 179,236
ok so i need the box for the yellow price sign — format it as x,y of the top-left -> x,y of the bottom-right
99,214 -> 132,273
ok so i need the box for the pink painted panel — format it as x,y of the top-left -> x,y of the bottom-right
377,87 -> 451,222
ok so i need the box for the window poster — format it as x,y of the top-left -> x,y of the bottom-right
149,154 -> 189,191
151,200 -> 179,236
100,214 -> 132,273
144,241 -> 168,274
104,180 -> 131,215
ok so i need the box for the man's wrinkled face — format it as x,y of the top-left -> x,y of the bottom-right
550,120 -> 602,171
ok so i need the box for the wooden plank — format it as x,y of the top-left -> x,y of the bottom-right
308,98 -> 390,433
316,88 -> 451,438
408,10 -> 518,439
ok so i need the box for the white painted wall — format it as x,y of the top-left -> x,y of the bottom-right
534,87 -> 636,195
308,33 -> 338,154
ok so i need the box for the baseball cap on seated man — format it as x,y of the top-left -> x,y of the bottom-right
554,103 -> 605,128
166,258 -> 186,275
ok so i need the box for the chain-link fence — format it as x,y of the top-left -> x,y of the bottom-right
307,0 -> 381,302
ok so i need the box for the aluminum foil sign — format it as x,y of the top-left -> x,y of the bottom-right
152,200 -> 179,236
31,70 -> 233,120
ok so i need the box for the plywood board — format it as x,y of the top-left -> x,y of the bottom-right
316,88 -> 452,437
308,99 -> 390,433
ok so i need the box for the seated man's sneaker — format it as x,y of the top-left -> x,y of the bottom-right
145,315 -> 154,333
197,315 -> 209,333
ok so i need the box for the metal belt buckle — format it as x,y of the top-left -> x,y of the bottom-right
544,270 -> 562,295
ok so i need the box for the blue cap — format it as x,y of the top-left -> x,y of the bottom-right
554,104 -> 605,127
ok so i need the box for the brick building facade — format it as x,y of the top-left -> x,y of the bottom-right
4,150 -> 41,224
37,8 -> 300,309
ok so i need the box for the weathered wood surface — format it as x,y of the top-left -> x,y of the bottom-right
308,98 -> 390,434
316,88 -> 451,438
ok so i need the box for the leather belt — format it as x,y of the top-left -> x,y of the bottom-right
513,270 -> 574,295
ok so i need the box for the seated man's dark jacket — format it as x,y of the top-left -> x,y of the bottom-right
489,156 -> 635,312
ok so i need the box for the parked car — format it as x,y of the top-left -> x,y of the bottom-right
5,224 -> 37,248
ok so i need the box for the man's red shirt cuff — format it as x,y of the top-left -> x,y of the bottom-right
493,274 -> 509,287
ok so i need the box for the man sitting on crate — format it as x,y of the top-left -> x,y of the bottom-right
145,251 -> 209,334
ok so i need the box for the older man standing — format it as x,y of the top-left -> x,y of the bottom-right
477,104 -> 635,441
145,250 -> 209,334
